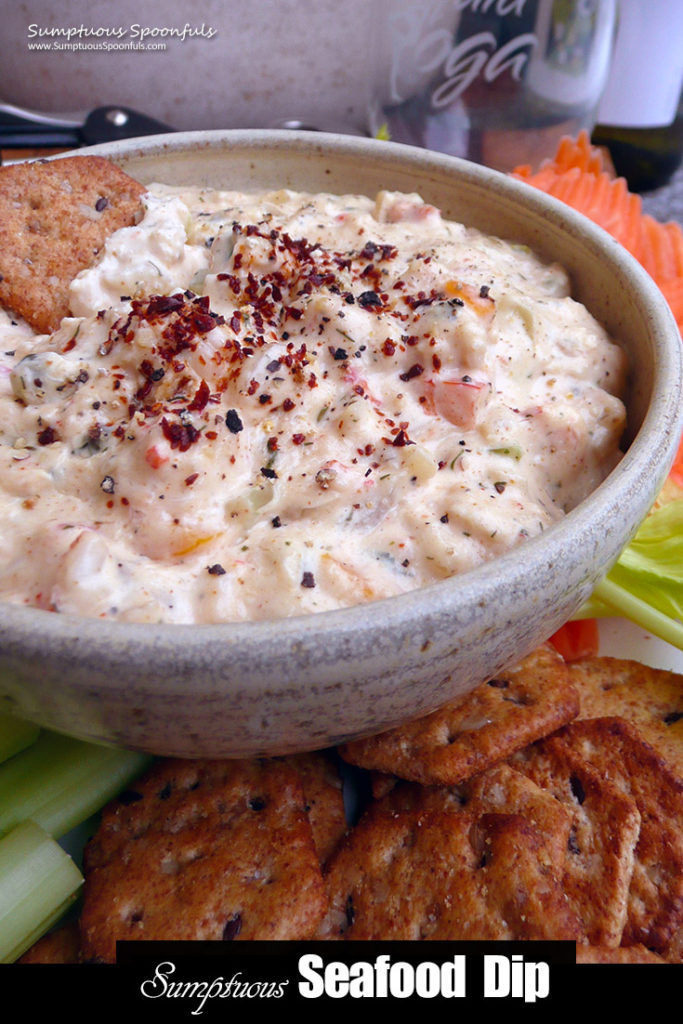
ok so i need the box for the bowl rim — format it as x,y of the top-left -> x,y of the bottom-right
1,129 -> 681,676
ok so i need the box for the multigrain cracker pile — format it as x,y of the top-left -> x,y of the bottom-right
21,647 -> 683,964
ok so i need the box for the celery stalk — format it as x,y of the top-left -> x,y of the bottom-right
0,713 -> 40,764
586,577 -> 683,649
0,731 -> 151,840
0,820 -> 83,963
575,498 -> 683,650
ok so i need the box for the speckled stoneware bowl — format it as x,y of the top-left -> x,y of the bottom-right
1,130 -> 681,758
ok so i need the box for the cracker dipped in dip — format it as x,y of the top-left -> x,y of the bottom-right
0,177 -> 627,623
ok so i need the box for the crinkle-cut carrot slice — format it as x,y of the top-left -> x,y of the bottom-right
658,277 -> 683,329
548,618 -> 600,661
664,221 -> 683,278
550,166 -> 591,206
526,169 -> 643,256
605,182 -> 643,258
648,219 -> 683,283
671,435 -> 683,489
512,164 -> 562,189
551,131 -> 607,176
638,215 -> 676,282
512,131 -> 608,179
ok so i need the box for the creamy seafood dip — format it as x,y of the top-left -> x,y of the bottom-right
0,187 -> 627,622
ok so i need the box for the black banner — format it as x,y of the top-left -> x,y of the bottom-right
9,940 -> 676,1015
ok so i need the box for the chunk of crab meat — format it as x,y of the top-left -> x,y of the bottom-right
425,377 -> 491,429
343,366 -> 381,405
381,197 -> 440,223
145,443 -> 171,468
373,191 -> 440,224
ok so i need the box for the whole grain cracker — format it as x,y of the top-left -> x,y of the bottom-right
461,762 -> 573,871
0,155 -> 145,333
570,656 -> 683,777
338,644 -> 579,786
317,802 -> 581,941
576,944 -> 665,964
19,921 -> 81,964
511,734 -> 641,947
285,751 -> 347,865
79,757 -> 327,961
368,763 -> 572,873
662,926 -> 683,964
551,717 -> 683,954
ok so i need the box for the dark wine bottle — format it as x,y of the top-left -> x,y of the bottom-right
592,107 -> 683,194
591,2 -> 683,193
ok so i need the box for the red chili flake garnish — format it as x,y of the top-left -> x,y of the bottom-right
246,379 -> 259,396
160,417 -> 201,452
404,291 -> 441,310
205,430 -> 218,440
222,274 -> 242,294
144,294 -> 185,317
301,571 -> 316,588
432,354 -> 442,371
192,310 -> 217,333
399,363 -> 424,382
184,473 -> 199,486
359,241 -> 378,259
381,339 -> 396,357
37,426 -> 58,445
391,429 -> 413,447
62,337 -> 77,353
187,379 -> 210,412
282,398 -> 295,412
292,433 -> 306,445
267,437 -> 279,452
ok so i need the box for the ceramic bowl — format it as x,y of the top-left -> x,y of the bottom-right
0,130 -> 681,758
